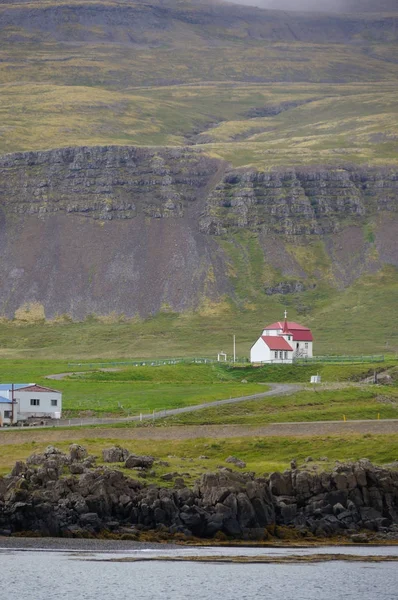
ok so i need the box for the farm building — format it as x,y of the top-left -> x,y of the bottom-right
0,384 -> 62,426
250,312 -> 314,364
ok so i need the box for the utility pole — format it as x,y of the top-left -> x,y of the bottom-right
233,334 -> 236,363
11,383 -> 15,425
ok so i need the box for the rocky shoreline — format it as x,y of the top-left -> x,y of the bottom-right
1,445 -> 398,543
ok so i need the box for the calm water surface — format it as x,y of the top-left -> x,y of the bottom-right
1,545 -> 397,600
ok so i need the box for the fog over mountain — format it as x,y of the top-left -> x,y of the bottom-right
226,0 -> 398,13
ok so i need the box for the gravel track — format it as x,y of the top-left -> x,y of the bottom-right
1,418 -> 398,446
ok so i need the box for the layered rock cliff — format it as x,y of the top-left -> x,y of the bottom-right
0,146 -> 397,318
200,167 -> 398,236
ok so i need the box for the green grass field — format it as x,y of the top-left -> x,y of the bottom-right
0,360 -> 266,417
160,384 -> 398,426
0,359 -> 396,418
1,433 -> 397,480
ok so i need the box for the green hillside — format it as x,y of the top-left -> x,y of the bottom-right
0,0 -> 397,357
2,81 -> 398,168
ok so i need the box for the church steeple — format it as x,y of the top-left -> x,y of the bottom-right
282,310 -> 290,334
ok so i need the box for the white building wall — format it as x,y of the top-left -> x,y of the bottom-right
0,403 -> 13,426
15,391 -> 62,420
250,338 -> 272,363
262,329 -> 281,337
250,338 -> 294,364
292,340 -> 313,358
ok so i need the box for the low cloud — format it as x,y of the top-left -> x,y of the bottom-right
225,1 -> 394,13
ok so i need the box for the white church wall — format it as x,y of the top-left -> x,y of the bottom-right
250,338 -> 271,363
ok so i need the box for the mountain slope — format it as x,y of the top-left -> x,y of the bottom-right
0,145 -> 397,324
0,0 -> 397,356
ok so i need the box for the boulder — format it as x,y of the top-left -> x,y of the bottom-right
69,463 -> 85,475
226,456 -> 246,469
102,446 -> 130,463
11,461 -> 27,477
125,454 -> 154,469
69,445 -> 88,462
269,472 -> 292,496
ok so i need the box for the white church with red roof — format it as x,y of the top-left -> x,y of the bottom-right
250,312 -> 313,364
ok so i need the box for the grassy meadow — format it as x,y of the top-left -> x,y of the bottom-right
0,359 -> 396,419
160,384 -> 398,426
1,81 -> 398,168
0,360 -> 264,417
0,360 -> 397,479
1,433 -> 397,480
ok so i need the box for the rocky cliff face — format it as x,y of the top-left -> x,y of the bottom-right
200,167 -> 398,236
0,146 -> 397,318
1,446 -> 397,540
0,146 -> 224,221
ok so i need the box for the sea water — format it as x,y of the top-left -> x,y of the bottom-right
1,545 -> 397,600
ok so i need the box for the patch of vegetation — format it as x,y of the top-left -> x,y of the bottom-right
160,384 -> 398,426
1,81 -> 398,168
1,433 -> 397,480
0,266 -> 397,359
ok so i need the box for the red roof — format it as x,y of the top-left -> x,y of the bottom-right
291,330 -> 313,342
17,385 -> 61,394
264,321 -> 313,342
261,336 -> 293,351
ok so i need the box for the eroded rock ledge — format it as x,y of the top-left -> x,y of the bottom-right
1,445 -> 397,541
0,146 -> 397,236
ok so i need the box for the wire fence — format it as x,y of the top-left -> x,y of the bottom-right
67,355 -> 387,369
294,355 -> 385,364
68,357 -> 249,368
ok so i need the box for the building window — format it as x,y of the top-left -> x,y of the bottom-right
30,398 -> 40,406
4,411 -> 11,419
305,342 -> 308,349
284,351 -> 287,359
274,351 -> 278,358
279,351 -> 283,359
51,399 -> 58,406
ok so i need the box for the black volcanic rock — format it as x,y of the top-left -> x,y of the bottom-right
1,448 -> 398,540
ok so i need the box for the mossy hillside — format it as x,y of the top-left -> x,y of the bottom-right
0,264 -> 397,358
1,0 -> 398,99
1,81 -> 398,168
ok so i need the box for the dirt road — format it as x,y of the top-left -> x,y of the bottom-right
1,419 -> 398,446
